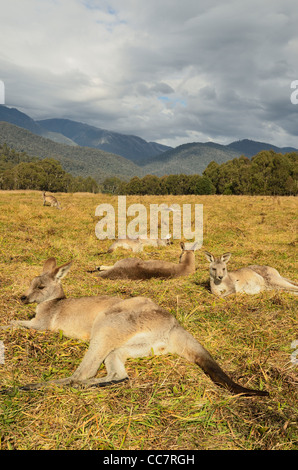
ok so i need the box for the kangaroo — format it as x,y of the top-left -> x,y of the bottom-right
95,242 -> 197,280
104,236 -> 172,254
1,257 -> 268,396
42,191 -> 61,209
205,251 -> 298,297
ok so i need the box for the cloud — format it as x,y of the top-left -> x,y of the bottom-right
0,0 -> 298,148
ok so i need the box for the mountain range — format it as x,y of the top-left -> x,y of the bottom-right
37,118 -> 172,164
0,105 -> 171,163
0,105 -> 297,183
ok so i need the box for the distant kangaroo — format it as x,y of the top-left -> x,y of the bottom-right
205,251 -> 298,297
1,258 -> 268,396
42,191 -> 61,209
104,236 -> 172,254
95,242 -> 197,280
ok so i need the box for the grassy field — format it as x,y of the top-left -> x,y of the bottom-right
0,191 -> 297,450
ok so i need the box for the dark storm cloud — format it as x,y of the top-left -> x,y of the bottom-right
0,0 -> 297,147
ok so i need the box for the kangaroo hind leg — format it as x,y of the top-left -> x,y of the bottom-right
66,314 -> 139,388
1,327 -> 122,393
78,350 -> 129,388
6,341 -> 109,392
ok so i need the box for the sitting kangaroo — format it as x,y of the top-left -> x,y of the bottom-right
205,251 -> 298,297
42,191 -> 61,209
95,242 -> 197,280
1,257 -> 268,396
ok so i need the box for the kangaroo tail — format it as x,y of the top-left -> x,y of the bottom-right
169,326 -> 269,397
194,348 -> 268,396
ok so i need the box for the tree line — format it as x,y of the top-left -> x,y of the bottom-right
0,144 -> 99,193
102,173 -> 216,195
0,143 -> 297,195
102,150 -> 297,196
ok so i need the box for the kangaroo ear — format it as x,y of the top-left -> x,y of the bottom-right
221,252 -> 231,263
180,241 -> 185,251
204,251 -> 214,263
53,261 -> 72,280
42,257 -> 57,274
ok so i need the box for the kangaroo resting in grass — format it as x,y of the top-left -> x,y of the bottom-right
42,191 -> 61,209
0,258 -> 268,396
95,242 -> 197,280
205,251 -> 298,297
104,236 -> 172,254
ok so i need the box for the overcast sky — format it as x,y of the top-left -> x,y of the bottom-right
1,0 -> 298,148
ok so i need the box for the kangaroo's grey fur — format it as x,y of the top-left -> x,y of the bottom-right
205,251 -> 298,297
0,258 -> 268,396
96,242 -> 197,280
42,191 -> 61,209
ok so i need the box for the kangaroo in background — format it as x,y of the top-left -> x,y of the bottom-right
1,257 -> 268,396
104,235 -> 172,254
95,242 -> 197,280
205,251 -> 298,297
42,191 -> 61,209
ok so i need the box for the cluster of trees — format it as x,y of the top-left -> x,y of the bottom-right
203,151 -> 297,195
0,144 -> 99,193
102,150 -> 297,196
102,174 -> 216,195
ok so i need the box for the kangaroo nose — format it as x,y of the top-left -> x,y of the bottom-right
217,275 -> 223,280
20,295 -> 27,303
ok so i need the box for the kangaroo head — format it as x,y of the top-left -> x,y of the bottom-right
20,258 -> 72,305
179,241 -> 198,263
205,251 -> 231,282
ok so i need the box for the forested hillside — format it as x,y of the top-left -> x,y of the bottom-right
140,141 -> 242,176
37,118 -> 172,163
0,122 -> 141,182
0,139 -> 297,195
0,144 -> 99,192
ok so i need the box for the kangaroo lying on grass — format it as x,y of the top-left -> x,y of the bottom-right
205,252 -> 298,297
95,242 -> 197,280
104,236 -> 172,254
42,191 -> 61,209
1,257 -> 268,396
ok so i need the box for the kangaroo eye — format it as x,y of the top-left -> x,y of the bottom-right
38,285 -> 45,290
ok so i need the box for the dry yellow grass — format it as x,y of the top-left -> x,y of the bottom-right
0,191 -> 297,450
